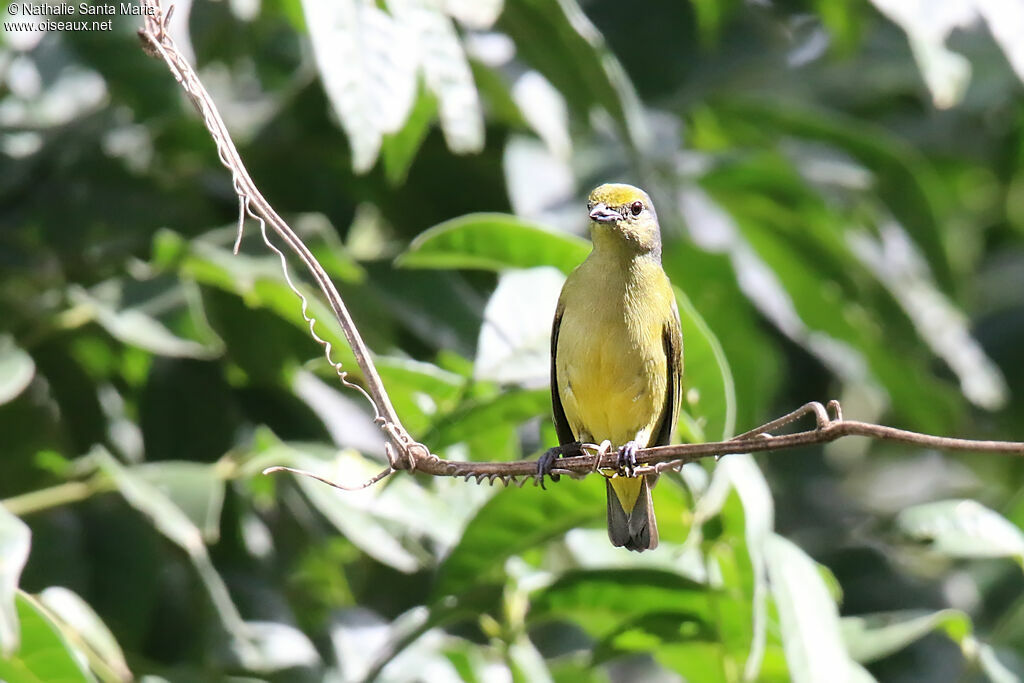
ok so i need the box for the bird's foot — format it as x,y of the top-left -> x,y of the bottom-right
617,440 -> 640,477
537,442 -> 582,489
593,440 -> 612,474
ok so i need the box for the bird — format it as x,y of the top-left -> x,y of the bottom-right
541,183 -> 682,551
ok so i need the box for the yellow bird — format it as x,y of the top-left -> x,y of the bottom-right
543,183 -> 682,551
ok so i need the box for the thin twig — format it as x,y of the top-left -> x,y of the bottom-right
137,0 -> 424,474
137,3 -> 1024,494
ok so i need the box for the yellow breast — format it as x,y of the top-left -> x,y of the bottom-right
555,254 -> 672,448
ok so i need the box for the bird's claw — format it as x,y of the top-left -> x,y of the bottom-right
537,446 -> 563,489
617,441 -> 639,477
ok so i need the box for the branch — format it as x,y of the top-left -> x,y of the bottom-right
137,4 -> 1024,493
137,0 -> 425,473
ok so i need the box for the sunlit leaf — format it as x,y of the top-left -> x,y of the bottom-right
443,0 -> 502,29
897,499 -> 1024,567
160,232 -> 464,434
244,621 -> 320,671
0,507 -> 30,656
434,477 -> 604,598
694,177 -> 959,433
498,0 -> 646,149
0,592 -> 92,683
840,609 -> 972,664
512,71 -> 572,160
712,455 -> 774,680
93,449 -> 256,663
976,641 -> 1023,683
254,443 -> 423,572
507,634 -> 552,683
474,267 -> 563,386
69,286 -> 218,360
251,433 -> 486,564
675,286 -> 736,443
329,595 -> 501,682
868,0 -> 973,109
710,100 -> 955,294
766,534 -> 872,683
391,0 -> 485,155
134,462 -> 226,543
0,336 -> 34,406
848,224 -> 1007,411
39,586 -> 132,681
425,387 -> 550,453
301,0 -> 418,171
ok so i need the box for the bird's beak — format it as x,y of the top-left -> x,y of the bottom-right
589,203 -> 620,223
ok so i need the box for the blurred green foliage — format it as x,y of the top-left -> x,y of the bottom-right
2,0 -> 1024,681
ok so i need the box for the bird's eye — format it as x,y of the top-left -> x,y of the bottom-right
630,200 -> 644,216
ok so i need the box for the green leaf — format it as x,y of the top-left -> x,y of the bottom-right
0,507 -> 30,656
975,641 -> 1022,683
498,0 -> 645,149
507,634 -> 552,683
710,100 -> 956,293
594,611 -> 727,681
530,569 -> 713,639
374,357 -> 465,436
662,242 -> 782,436
840,609 -> 972,664
243,621 -> 320,671
397,213 -> 589,273
134,462 -> 226,543
641,641 -> 728,683
164,233 -> 463,435
382,89 -> 438,185
700,183 -> 958,433
675,286 -> 736,443
391,0 -> 484,155
68,286 -> 218,360
473,268 -> 564,386
766,534 -> 872,683
93,449 -> 256,663
291,456 -> 423,573
250,434 -> 484,568
0,592 -> 93,683
0,336 -> 34,406
38,587 -> 132,682
708,455 -> 774,680
251,440 -> 424,572
330,588 -> 502,681
689,0 -> 742,47
896,499 -> 1024,567
301,0 -> 418,171
96,447 -> 203,555
425,388 -> 550,453
434,477 -> 605,598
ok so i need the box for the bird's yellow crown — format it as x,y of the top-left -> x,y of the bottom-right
586,183 -> 661,256
587,183 -> 650,209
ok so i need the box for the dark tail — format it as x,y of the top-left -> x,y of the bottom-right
606,475 -> 659,551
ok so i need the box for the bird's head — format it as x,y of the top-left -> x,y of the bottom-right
586,183 -> 661,257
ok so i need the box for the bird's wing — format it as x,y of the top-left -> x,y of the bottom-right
550,301 -> 577,445
652,302 -> 683,447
